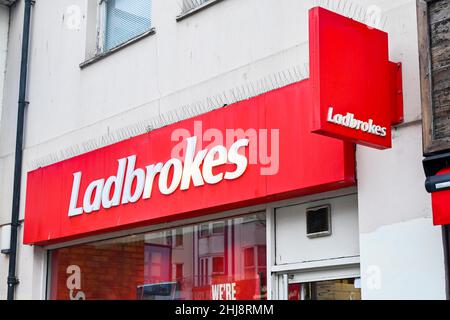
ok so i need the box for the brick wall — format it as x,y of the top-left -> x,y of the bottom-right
51,241 -> 145,300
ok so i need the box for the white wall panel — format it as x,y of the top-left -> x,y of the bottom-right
275,194 -> 359,265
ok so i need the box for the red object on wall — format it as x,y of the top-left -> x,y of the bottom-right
389,62 -> 404,126
309,7 -> 403,149
431,168 -> 450,226
24,6 -> 406,245
23,81 -> 356,245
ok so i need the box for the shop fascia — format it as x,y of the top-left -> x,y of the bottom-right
24,7 -> 403,246
68,136 -> 249,217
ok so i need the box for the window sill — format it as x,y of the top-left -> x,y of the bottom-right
80,28 -> 156,69
176,0 -> 224,22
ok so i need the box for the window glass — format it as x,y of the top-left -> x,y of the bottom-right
104,0 -> 152,51
212,222 -> 225,234
175,228 -> 184,247
288,278 -> 361,300
49,213 -> 267,300
199,224 -> 210,238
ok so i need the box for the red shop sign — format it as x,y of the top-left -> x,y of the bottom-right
24,80 -> 355,245
309,7 -> 403,149
24,7 -> 403,245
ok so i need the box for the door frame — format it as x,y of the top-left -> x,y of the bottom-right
265,188 -> 359,300
275,263 -> 361,300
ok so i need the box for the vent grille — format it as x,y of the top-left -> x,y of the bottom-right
306,205 -> 331,238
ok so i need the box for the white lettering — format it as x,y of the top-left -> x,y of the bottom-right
66,265 -> 81,290
68,172 -> 83,217
142,163 -> 163,199
68,137 -> 250,217
122,155 -> 145,204
211,282 -> 237,300
202,145 -> 228,184
225,139 -> 249,180
66,265 -> 86,300
101,158 -> 127,209
83,179 -> 104,213
180,136 -> 208,190
327,106 -> 387,137
159,158 -> 183,195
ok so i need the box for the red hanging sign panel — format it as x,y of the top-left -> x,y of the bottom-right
309,7 -> 403,149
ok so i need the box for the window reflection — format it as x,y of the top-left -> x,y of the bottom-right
50,213 -> 267,300
288,278 -> 361,300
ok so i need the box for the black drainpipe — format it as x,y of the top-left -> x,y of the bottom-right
7,0 -> 33,300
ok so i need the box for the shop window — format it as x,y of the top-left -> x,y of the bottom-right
243,246 -> 266,279
174,263 -> 184,291
199,224 -> 210,238
288,278 -> 361,301
199,257 -> 210,287
175,264 -> 183,280
165,230 -> 173,247
212,222 -> 225,235
257,246 -> 266,267
175,228 -> 183,248
48,212 -> 266,300
244,247 -> 255,268
144,244 -> 171,284
212,256 -> 224,274
100,0 -> 153,52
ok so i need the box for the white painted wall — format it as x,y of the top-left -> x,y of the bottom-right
0,5 -> 8,130
359,217 -> 445,299
0,4 -> 9,301
0,0 -> 445,299
275,194 -> 359,265
357,123 -> 447,300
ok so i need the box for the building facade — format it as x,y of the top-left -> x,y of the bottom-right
417,0 -> 450,299
0,0 -> 447,300
0,1 -> 12,137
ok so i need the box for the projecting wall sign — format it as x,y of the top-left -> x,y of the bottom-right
309,7 -> 403,149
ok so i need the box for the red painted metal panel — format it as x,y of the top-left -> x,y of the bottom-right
309,7 -> 400,149
389,62 -> 404,125
23,81 -> 355,245
431,168 -> 450,226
